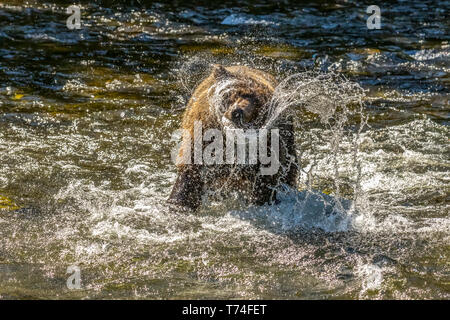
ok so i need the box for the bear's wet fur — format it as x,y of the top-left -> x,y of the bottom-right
168,64 -> 298,211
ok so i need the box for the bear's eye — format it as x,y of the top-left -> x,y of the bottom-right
242,94 -> 258,105
241,93 -> 262,106
241,94 -> 253,100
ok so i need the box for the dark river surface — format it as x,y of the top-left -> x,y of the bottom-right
0,0 -> 448,299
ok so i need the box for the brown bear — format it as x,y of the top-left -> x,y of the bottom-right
168,64 -> 298,211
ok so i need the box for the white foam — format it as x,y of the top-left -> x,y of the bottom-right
229,189 -> 354,233
410,48 -> 450,61
356,263 -> 384,293
221,14 -> 276,26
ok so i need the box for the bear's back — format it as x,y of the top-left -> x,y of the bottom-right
225,65 -> 277,91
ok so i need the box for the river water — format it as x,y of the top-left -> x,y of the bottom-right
0,0 -> 448,299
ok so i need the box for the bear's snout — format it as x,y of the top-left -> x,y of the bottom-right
224,97 -> 257,126
231,108 -> 244,122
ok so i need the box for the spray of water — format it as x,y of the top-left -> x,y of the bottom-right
265,71 -> 368,215
207,78 -> 242,129
202,65 -> 368,216
265,71 -> 366,127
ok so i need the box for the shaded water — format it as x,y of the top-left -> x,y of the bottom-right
0,0 -> 449,299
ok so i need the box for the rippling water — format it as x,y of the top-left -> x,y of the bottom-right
0,0 -> 449,299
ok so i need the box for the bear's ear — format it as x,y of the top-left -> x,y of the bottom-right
212,64 -> 232,79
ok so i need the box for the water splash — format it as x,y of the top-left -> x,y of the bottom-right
265,71 -> 366,127
176,57 -> 370,226
207,78 -> 242,129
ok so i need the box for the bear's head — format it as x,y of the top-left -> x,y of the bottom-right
209,65 -> 273,129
